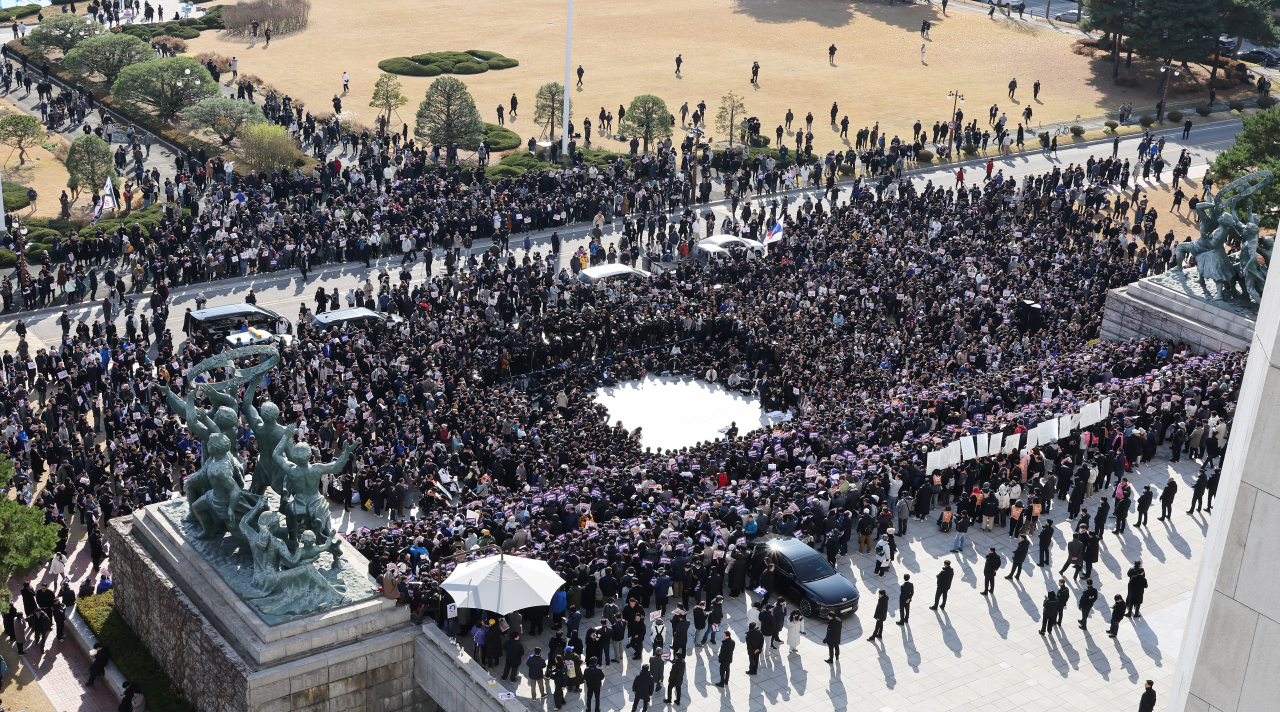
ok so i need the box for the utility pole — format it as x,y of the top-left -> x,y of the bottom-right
561,0 -> 572,164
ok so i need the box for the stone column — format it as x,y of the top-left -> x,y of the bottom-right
1170,273 -> 1280,712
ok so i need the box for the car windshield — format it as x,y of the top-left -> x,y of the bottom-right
791,554 -> 836,583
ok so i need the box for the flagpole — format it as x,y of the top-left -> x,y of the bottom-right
560,0 -> 572,164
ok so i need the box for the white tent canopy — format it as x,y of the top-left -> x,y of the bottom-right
440,554 -> 565,615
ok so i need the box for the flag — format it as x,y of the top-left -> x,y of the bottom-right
92,177 -> 115,222
764,221 -> 784,244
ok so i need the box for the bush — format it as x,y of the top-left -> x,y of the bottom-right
1104,120 -> 1119,130
0,4 -> 40,22
499,152 -> 544,171
453,61 -> 488,75
150,35 -> 189,52
1069,124 -> 1085,136
486,57 -> 519,70
837,164 -> 855,175
1138,114 -> 1155,127
223,0 -> 310,36
961,142 -> 978,155
193,52 -> 233,72
747,134 -> 770,147
483,123 -> 521,152
378,57 -> 440,76
79,592 -> 195,712
1196,105 -> 1213,116
240,123 -> 304,170
485,164 -> 524,179
465,50 -> 502,61
915,149 -> 934,162
1229,99 -> 1245,111
1231,109 -> 1242,116
1167,110 -> 1184,123
3,183 -> 29,211
0,249 -> 15,267
1259,95 -> 1278,109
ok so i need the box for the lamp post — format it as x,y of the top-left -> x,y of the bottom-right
1158,63 -> 1180,124
947,90 -> 965,152
560,0 -> 572,164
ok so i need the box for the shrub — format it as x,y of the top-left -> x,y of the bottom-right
1196,105 -> 1213,116
223,0 -> 310,36
0,249 -> 15,267
240,123 -> 304,170
3,182 -> 30,211
465,50 -> 503,61
747,134 -> 770,147
483,123 -> 521,152
485,164 -> 523,179
1069,124 -> 1085,136
378,57 -> 440,76
500,152 -> 544,171
915,149 -> 934,162
1166,110 -> 1184,123
1231,109 -> 1242,116
1138,114 -> 1155,127
1229,100 -> 1245,111
193,52 -> 233,72
837,164 -> 855,175
1104,120 -> 1119,130
79,592 -> 195,712
486,57 -> 519,70
961,142 -> 978,155
0,4 -> 40,22
150,35 -> 189,52
452,61 -> 488,75
1259,95 -> 1278,109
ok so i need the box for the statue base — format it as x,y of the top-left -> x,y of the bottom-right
108,512 -> 423,712
1100,270 -> 1256,354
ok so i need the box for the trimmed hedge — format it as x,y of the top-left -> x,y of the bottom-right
380,50 -> 517,77
499,152 -> 544,172
0,248 -> 15,267
3,182 -> 30,211
1259,95 -> 1278,109
485,164 -> 523,179
377,57 -> 439,76
118,6 -> 224,40
1069,124 -> 1085,136
1104,120 -> 1119,130
1138,114 -> 1155,126
1196,105 -> 1213,116
1167,110 -> 1184,122
915,149 -> 934,162
79,592 -> 196,712
483,123 -> 521,152
0,4 -> 41,22
1229,99 -> 1245,111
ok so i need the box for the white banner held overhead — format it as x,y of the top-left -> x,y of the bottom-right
989,432 -> 1004,455
975,433 -> 990,458
960,435 -> 976,462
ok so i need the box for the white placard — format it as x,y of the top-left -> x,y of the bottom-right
960,435 -> 977,461
926,449 -> 942,475
1023,428 -> 1040,451
1101,397 -> 1111,419
989,432 -> 1004,455
1036,418 -> 1059,443
945,440 -> 963,468
1079,401 -> 1102,427
975,433 -> 990,458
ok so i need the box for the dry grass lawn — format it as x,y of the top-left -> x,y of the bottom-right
188,0 -> 1255,156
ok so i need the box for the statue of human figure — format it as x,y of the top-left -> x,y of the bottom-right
162,381 -> 246,514
272,424 -> 360,551
187,425 -> 243,539
237,498 -> 344,616
242,374 -> 288,497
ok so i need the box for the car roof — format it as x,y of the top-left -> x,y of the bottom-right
759,535 -> 821,557
190,303 -> 275,320
579,265 -> 652,281
313,307 -> 384,324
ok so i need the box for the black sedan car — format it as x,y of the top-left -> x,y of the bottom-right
1239,49 -> 1280,67
755,536 -> 859,617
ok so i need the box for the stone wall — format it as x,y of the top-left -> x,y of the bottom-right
414,624 -> 526,712
1100,280 -> 1252,355
107,517 -> 252,712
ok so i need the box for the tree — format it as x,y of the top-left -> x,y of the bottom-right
715,91 -> 747,148
369,73 -> 408,124
112,57 -> 219,120
240,123 -> 304,171
63,33 -> 152,84
532,82 -> 570,141
618,95 -> 672,155
0,114 -> 46,165
414,76 -> 484,151
0,458 -> 59,614
186,97 -> 266,145
1083,0 -> 1139,77
64,134 -> 115,195
26,13 -> 105,56
1219,0 -> 1279,71
1127,0 -> 1223,83
1207,106 -> 1280,227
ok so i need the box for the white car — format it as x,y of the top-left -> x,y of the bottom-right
225,327 -> 293,349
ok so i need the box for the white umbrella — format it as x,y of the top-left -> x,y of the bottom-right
441,553 -> 565,615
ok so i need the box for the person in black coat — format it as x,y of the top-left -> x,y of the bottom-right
648,652 -> 665,695
822,613 -> 842,662
665,652 -> 686,703
1039,590 -> 1057,635
86,642 -> 111,685
1159,477 -> 1178,520
1093,497 -> 1110,536
745,622 -> 764,674
7,606 -> 25,655
867,590 -> 888,641
1005,535 -> 1030,580
631,664 -> 654,712
715,632 -> 735,686
930,561 -> 954,610
584,658 -> 605,712
1107,595 -> 1126,638
1078,579 -> 1099,630
1139,680 -> 1157,712
1135,486 -> 1153,527
1113,494 -> 1131,534
981,548 -> 1001,595
1187,471 -> 1207,513
1055,579 -> 1070,627
896,574 -> 914,625
1037,521 -> 1055,566
501,634 -> 525,681
1126,563 -> 1148,617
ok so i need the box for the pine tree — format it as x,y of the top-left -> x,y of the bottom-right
1082,0 -> 1139,77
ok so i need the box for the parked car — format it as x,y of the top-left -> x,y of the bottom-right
310,307 -> 403,331
577,264 -> 652,285
754,536 -> 860,617
1239,48 -> 1280,67
1053,10 -> 1088,23
224,326 -> 292,349
187,303 -> 290,338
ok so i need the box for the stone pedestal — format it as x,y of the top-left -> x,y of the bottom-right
107,511 -> 422,712
1170,267 -> 1280,711
1100,271 -> 1255,354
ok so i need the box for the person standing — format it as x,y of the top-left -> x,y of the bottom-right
1033,79 -> 1041,100
1005,535 -> 1030,580
867,590 -> 888,642
714,631 -> 734,686
1055,579 -> 1071,628
526,647 -> 546,698
86,642 -> 111,685
745,622 -> 763,674
584,659 -> 604,712
1037,520 -> 1054,566
750,61 -> 760,83
981,547 -> 1001,595
510,93 -> 518,118
1078,579 -> 1099,631
1126,562 -> 1148,617
342,71 -> 350,93
1008,78 -> 1017,99
1039,590 -> 1057,635
630,664 -> 653,712
1107,595 -> 1126,637
664,652 -> 685,704
501,633 -> 524,681
1139,680 -> 1157,712
822,612 -> 842,663
675,54 -> 682,76
1136,486 -> 1153,527
930,561 -> 954,610
897,574 -> 913,625
921,44 -> 926,64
